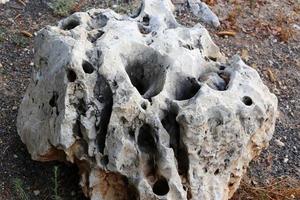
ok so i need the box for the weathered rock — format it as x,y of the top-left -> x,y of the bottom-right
187,0 -> 220,27
17,0 -> 277,199
0,0 -> 9,4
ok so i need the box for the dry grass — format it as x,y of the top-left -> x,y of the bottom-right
231,176 -> 300,200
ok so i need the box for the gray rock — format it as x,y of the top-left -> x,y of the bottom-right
17,0 -> 277,199
187,0 -> 220,27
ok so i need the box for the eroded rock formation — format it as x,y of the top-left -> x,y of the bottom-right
17,0 -> 277,199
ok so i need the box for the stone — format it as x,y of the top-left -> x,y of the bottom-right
187,0 -> 220,27
17,0 -> 277,200
275,139 -> 285,147
33,190 -> 40,196
0,0 -> 9,4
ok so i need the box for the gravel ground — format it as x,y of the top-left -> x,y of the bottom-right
0,0 -> 299,199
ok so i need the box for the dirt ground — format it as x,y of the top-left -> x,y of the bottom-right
0,0 -> 299,199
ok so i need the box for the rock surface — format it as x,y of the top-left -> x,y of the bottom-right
17,0 -> 277,199
0,0 -> 9,4
187,0 -> 220,27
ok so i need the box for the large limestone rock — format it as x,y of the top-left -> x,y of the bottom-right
17,0 -> 277,199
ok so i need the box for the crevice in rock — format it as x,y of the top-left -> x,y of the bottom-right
88,30 -> 105,43
49,91 -> 59,115
182,43 -> 194,50
161,108 -> 180,156
199,71 -> 230,91
62,19 -> 80,30
174,77 -> 201,101
73,119 -> 83,138
94,75 -> 113,154
138,23 -> 151,34
100,155 -> 109,166
77,98 -> 87,116
161,108 -> 191,198
137,124 -> 157,154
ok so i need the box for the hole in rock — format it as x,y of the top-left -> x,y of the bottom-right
82,60 -> 94,74
242,96 -> 253,106
142,15 -> 150,26
199,71 -> 230,91
174,77 -> 201,101
152,177 -> 170,196
94,75 -> 113,154
125,52 -> 166,100
67,69 -> 77,82
228,182 -> 234,187
137,124 -> 157,153
95,14 -> 108,28
128,129 -> 135,138
219,65 -> 226,70
214,169 -> 220,175
88,30 -> 105,43
141,102 -> 147,110
49,91 -> 59,107
63,19 -> 80,30
138,24 -> 151,34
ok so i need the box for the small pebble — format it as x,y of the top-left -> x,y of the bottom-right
13,154 -> 18,158
283,157 -> 289,163
274,139 -> 285,147
33,190 -> 40,196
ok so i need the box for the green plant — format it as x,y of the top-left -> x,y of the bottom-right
52,0 -> 76,16
12,178 -> 30,200
52,166 -> 62,200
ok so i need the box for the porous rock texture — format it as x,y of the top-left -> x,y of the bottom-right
17,0 -> 278,199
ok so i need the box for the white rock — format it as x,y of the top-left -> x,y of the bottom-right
33,190 -> 40,196
274,139 -> 285,147
17,0 -> 277,200
0,0 -> 9,4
